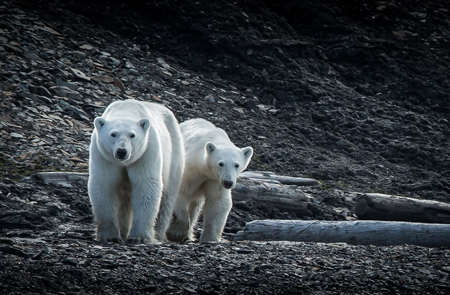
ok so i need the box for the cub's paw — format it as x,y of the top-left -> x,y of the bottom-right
155,234 -> 169,244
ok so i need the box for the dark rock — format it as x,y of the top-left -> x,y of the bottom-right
29,85 -> 52,98
37,95 -> 53,104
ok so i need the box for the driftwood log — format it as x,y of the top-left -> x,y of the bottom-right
239,171 -> 320,186
233,177 -> 310,216
34,172 -> 89,188
33,172 -> 315,216
356,193 -> 450,224
233,220 -> 450,247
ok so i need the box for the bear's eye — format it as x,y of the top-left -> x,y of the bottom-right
111,133 -> 116,138
219,162 -> 224,167
235,164 -> 240,168
130,134 -> 135,138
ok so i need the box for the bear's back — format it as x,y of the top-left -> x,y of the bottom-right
102,99 -> 172,120
180,118 -> 235,157
181,118 -> 232,149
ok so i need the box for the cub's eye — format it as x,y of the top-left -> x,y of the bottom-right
130,134 -> 135,138
219,162 -> 224,167
235,164 -> 240,168
111,133 -> 116,138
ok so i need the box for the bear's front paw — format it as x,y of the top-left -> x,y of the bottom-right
155,233 -> 169,243
127,236 -> 158,244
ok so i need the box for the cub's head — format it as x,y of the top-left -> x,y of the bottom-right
94,117 -> 150,165
205,142 -> 253,189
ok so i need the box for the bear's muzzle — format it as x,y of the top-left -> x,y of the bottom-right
222,180 -> 234,189
115,148 -> 128,160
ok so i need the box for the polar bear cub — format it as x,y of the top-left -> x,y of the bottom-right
166,118 -> 253,243
88,99 -> 184,243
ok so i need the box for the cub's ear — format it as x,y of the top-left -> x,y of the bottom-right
205,142 -> 217,154
242,147 -> 253,159
94,118 -> 106,130
139,118 -> 151,132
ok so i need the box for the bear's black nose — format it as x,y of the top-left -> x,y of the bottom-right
223,180 -> 233,189
116,148 -> 127,159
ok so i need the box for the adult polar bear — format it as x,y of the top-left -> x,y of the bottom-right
166,118 -> 253,243
88,99 -> 184,243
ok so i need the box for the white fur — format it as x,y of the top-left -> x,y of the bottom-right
166,118 -> 253,243
88,99 -> 184,243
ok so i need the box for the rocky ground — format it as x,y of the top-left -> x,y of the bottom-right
1,0 -> 450,293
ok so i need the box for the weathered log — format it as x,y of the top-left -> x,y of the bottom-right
33,171 -> 320,187
34,172 -> 89,188
233,177 -> 310,216
32,171 -> 313,216
356,193 -> 450,224
239,171 -> 320,186
233,219 -> 450,247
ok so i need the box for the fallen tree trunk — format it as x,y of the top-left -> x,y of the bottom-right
233,177 -> 310,216
33,172 -> 314,216
34,172 -> 89,188
239,171 -> 320,186
355,193 -> 450,224
233,220 -> 450,247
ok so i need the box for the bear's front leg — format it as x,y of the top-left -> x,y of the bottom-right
200,188 -> 232,243
88,159 -> 124,243
127,166 -> 163,244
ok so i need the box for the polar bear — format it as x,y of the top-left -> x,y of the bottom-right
88,99 -> 184,243
166,118 -> 253,243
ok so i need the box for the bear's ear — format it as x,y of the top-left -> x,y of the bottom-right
94,118 -> 106,130
139,118 -> 151,132
205,142 -> 216,154
242,147 -> 253,159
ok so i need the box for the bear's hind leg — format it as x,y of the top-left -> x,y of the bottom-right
200,185 -> 232,243
118,189 -> 132,241
187,198 -> 204,241
155,189 -> 177,242
166,193 -> 191,242
117,173 -> 132,241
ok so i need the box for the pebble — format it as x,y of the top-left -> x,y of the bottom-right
204,94 -> 215,103
129,69 -> 139,76
9,132 -> 23,138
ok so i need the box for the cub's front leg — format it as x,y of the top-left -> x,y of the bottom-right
200,186 -> 232,243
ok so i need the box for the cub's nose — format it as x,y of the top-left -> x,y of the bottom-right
116,148 -> 127,159
223,180 -> 234,189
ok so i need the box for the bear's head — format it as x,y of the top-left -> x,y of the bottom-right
94,117 -> 150,166
205,142 -> 253,189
